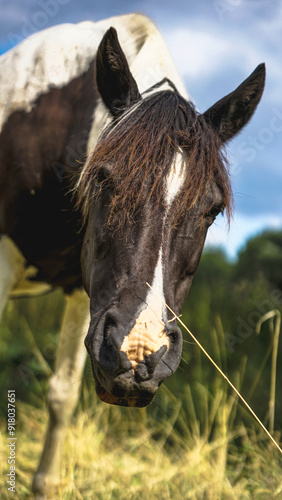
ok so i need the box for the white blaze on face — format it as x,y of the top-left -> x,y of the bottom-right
120,151 -> 185,369
120,249 -> 169,369
165,150 -> 186,206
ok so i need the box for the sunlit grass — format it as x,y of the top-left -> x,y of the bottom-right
1,380 -> 281,499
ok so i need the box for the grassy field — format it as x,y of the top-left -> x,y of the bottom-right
0,294 -> 282,499
1,379 -> 281,499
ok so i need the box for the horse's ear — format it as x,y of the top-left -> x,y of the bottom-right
96,27 -> 141,117
203,63 -> 265,143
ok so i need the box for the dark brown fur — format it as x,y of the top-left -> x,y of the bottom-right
0,61 -> 97,292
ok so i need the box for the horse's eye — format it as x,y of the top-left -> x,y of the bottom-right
205,205 -> 224,223
95,167 -> 114,191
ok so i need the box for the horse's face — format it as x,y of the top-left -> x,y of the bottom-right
79,28 -> 265,407
82,165 -> 222,407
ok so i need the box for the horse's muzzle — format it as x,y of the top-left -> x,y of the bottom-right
85,307 -> 183,407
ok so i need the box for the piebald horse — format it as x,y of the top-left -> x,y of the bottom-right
0,13 -> 265,497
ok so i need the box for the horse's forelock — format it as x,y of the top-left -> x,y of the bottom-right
77,90 -> 233,228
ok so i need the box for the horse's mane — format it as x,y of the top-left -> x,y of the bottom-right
76,90 -> 233,228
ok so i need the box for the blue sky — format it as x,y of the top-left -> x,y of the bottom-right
0,0 -> 281,258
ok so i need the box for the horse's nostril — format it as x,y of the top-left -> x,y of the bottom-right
166,324 -> 182,344
104,314 -> 117,333
96,314 -> 119,374
103,314 -> 119,347
168,331 -> 177,344
101,312 -> 132,373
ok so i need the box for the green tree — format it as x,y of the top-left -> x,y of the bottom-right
235,229 -> 282,290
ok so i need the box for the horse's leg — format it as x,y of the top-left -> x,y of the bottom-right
0,235 -> 26,319
32,288 -> 89,498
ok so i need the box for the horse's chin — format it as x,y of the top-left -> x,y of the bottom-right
95,380 -> 154,408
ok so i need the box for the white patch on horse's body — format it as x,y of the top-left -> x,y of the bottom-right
0,22 -> 96,131
0,13 -> 187,137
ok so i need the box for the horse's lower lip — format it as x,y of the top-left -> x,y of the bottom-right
95,380 -> 153,408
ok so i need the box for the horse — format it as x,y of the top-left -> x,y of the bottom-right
0,13 -> 265,497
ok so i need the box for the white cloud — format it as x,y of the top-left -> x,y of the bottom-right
164,28 -> 234,79
163,17 -> 282,107
163,26 -> 262,82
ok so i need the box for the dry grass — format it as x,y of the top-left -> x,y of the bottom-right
1,381 -> 281,500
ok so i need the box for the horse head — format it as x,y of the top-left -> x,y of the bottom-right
78,28 -> 265,407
